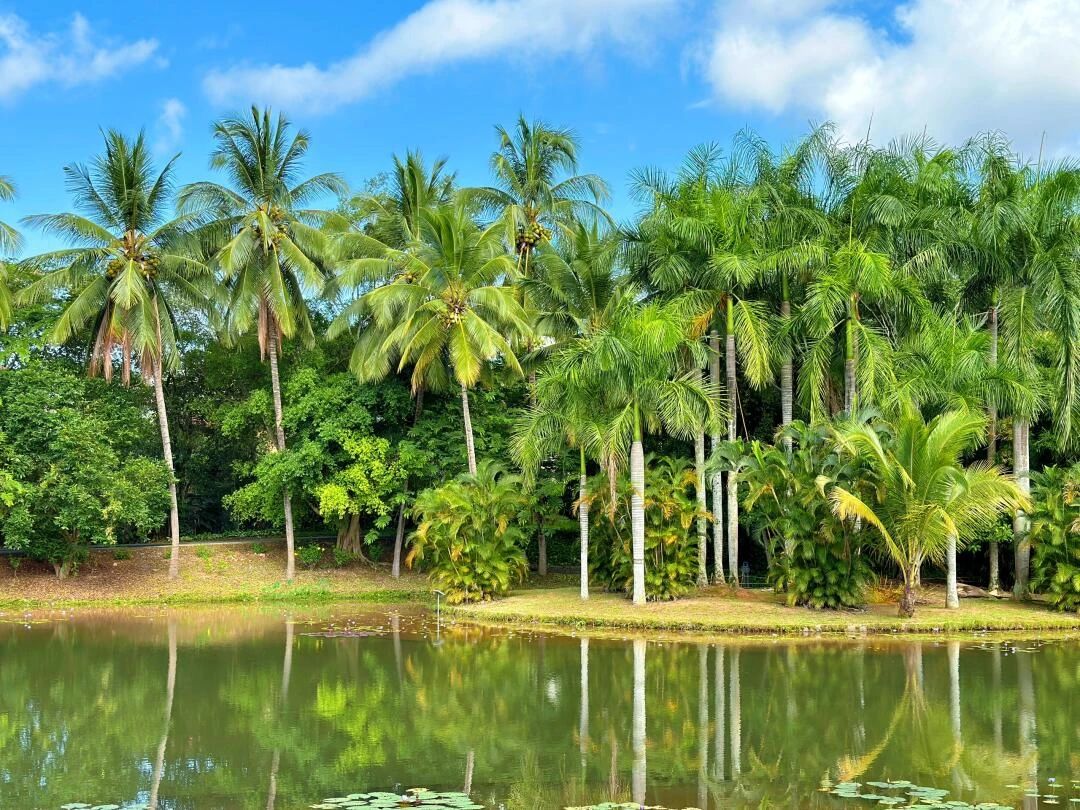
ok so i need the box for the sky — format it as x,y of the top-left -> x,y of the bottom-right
3,0 -> 1080,255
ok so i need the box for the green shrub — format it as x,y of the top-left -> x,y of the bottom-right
195,546 -> 213,561
251,542 -> 268,555
297,544 -> 324,569
332,547 -> 355,568
741,422 -> 872,609
113,548 -> 132,561
1030,465 -> 1080,611
587,455 -> 702,601
409,460 -> 529,603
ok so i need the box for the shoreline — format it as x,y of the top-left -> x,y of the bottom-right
448,585 -> 1080,637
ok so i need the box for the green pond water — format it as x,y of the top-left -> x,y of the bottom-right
0,606 -> 1075,809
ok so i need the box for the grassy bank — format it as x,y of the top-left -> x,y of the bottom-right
0,544 -> 430,609
449,584 -> 1080,635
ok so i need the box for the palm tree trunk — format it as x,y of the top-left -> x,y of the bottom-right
632,638 -> 647,805
153,360 -> 181,581
463,750 -> 475,795
780,295 -> 793,453
987,301 -> 1000,591
710,330 -> 725,584
266,329 -> 295,582
1013,418 -> 1031,599
695,430 -> 707,587
148,618 -> 177,810
538,529 -> 547,577
844,311 -> 857,414
460,382 -> 477,476
899,571 -> 917,617
579,447 -> 589,601
946,533 -> 959,609
631,421 -> 646,606
1018,646 -> 1038,809
152,299 -> 181,581
725,300 -> 739,584
948,640 -> 961,744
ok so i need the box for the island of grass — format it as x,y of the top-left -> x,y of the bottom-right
448,582 -> 1080,636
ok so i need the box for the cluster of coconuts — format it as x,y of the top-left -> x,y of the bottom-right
516,220 -> 550,252
440,293 -> 468,326
105,253 -> 159,279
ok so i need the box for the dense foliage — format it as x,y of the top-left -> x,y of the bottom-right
0,110 -> 1077,611
1030,465 -> 1080,611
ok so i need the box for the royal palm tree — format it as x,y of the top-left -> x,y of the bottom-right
627,145 -> 772,584
467,116 -> 610,276
179,107 -> 346,581
330,195 -> 528,475
826,407 -> 1027,617
19,131 -> 206,579
541,296 -> 720,604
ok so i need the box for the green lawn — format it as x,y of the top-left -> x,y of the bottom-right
449,584 -> 1080,635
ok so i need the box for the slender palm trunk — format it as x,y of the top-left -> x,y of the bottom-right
148,618 -> 177,810
463,750 -> 475,795
987,302 -> 1000,591
1013,418 -> 1031,599
1018,646 -> 1038,808
579,447 -> 589,601
725,300 -> 739,584
780,292 -> 793,453
632,638 -> 647,805
946,533 -> 959,609
844,305 -> 857,414
948,641 -> 961,744
695,429 -> 707,587
631,417 -> 646,606
153,361 -> 181,580
460,382 -> 477,476
152,299 -> 181,580
266,329 -> 295,582
709,330 -> 725,583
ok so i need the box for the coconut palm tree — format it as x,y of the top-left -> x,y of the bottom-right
329,195 -> 528,475
0,174 -> 21,330
19,131 -> 207,580
826,407 -> 1028,617
466,116 -> 610,276
541,296 -> 721,604
178,107 -> 346,582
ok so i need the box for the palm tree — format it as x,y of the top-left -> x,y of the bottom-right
541,296 -> 720,604
178,107 -> 346,581
513,225 -> 627,599
330,195 -> 528,475
0,175 -> 21,330
467,116 -> 610,276
348,149 -> 455,249
627,145 -> 772,584
826,407 -> 1027,617
19,131 -> 206,579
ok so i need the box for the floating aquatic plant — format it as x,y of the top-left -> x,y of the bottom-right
311,789 -> 483,809
60,804 -> 146,810
822,776 -> 1011,810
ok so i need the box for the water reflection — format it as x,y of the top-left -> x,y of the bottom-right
0,609 -> 1071,809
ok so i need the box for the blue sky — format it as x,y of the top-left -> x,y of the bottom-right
3,1 -> 1079,255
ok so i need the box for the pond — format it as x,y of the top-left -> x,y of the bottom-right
0,605 -> 1073,809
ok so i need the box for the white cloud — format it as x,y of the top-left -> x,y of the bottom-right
0,12 -> 159,102
697,0 -> 1080,152
203,0 -> 677,113
154,98 -> 186,155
